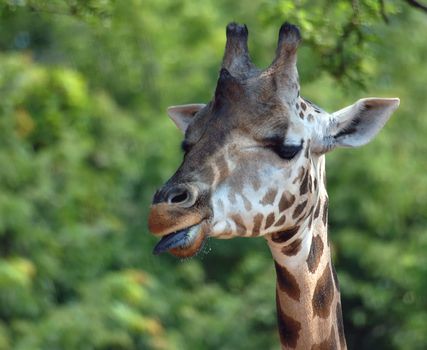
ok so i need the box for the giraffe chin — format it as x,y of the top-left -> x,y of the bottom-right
152,224 -> 206,258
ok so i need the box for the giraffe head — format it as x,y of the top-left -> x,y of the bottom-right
148,22 -> 399,258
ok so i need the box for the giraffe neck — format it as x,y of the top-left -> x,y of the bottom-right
266,188 -> 347,349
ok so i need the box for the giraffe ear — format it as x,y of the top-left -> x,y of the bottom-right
167,104 -> 206,133
313,98 -> 400,153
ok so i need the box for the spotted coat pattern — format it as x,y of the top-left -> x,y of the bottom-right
149,21 -> 398,350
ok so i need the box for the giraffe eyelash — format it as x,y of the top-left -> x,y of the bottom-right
263,138 -> 303,160
270,144 -> 302,160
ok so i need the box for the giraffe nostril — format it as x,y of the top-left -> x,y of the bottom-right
167,187 -> 192,205
152,184 -> 200,206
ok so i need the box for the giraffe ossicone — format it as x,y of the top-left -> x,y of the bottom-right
148,22 -> 399,349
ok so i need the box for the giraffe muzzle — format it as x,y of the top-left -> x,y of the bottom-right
148,182 -> 211,257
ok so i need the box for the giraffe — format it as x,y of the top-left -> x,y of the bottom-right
148,22 -> 399,349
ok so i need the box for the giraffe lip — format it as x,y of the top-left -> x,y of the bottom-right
152,224 -> 201,255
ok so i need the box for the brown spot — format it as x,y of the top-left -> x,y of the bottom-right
305,143 -> 310,158
314,177 -> 318,190
281,239 -> 302,256
253,176 -> 261,191
295,204 -> 313,225
279,193 -> 296,212
299,111 -> 304,119
271,226 -> 300,243
312,263 -> 335,319
228,191 -> 237,205
231,213 -> 246,234
275,214 -> 286,227
311,327 -> 338,350
300,170 -> 309,195
306,235 -> 324,273
276,292 -> 301,348
336,302 -> 346,348
261,188 -> 277,206
216,154 -> 230,179
292,199 -> 307,219
307,113 -> 314,122
274,262 -> 300,301
322,197 -> 329,225
241,194 -> 252,211
252,213 -> 263,236
293,167 -> 305,184
313,200 -> 321,219
265,213 -> 275,229
301,101 -> 307,111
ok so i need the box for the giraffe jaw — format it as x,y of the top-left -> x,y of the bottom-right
152,223 -> 206,258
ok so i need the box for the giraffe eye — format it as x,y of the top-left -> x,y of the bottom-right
268,143 -> 302,160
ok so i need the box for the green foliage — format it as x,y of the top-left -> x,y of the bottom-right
0,1 -> 426,349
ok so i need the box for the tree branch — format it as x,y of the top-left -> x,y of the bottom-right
379,0 -> 389,23
405,0 -> 427,13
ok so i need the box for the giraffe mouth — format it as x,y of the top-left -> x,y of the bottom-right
152,223 -> 206,257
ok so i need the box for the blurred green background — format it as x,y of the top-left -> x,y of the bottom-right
0,1 -> 426,349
